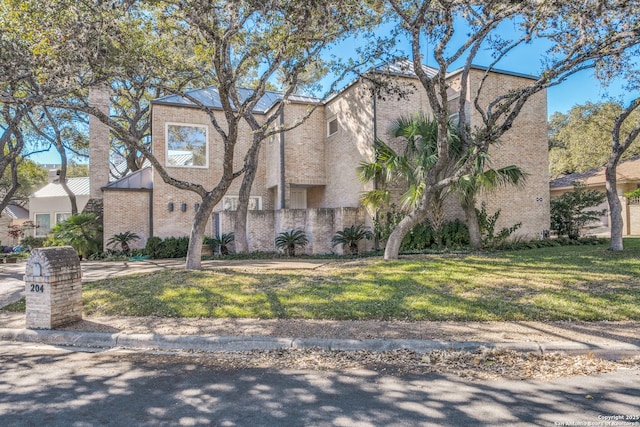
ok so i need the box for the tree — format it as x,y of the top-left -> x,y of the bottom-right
606,98 -> 640,250
549,102 -> 640,178
550,183 -> 606,240
0,158 -> 47,206
378,0 -> 640,259
359,115 -> 525,250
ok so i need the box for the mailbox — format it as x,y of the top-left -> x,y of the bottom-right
24,246 -> 82,329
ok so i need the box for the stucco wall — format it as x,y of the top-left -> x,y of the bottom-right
28,195 -> 91,237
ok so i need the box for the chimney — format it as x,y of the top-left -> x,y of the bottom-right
88,86 -> 111,199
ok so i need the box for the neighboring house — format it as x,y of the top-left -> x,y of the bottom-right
550,155 -> 640,235
28,177 -> 91,237
1,203 -> 30,246
100,62 -> 550,253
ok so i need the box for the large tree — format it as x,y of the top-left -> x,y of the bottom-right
380,0 -> 640,259
549,102 -> 640,178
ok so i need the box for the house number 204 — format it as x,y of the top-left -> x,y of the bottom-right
30,284 -> 44,293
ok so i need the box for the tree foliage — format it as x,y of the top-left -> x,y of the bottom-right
549,102 -> 640,177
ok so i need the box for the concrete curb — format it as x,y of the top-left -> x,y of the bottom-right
1,328 -> 639,358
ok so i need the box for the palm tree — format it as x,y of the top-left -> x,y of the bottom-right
107,231 -> 140,255
275,229 -> 308,257
331,224 -> 373,255
359,114 -> 526,249
49,213 -> 102,258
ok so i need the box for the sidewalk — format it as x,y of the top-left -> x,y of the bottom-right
2,259 -> 640,359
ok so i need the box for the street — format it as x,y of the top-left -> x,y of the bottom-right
0,342 -> 638,426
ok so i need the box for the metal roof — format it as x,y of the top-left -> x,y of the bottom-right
374,59 -> 438,79
104,166 -> 153,190
2,203 -> 29,219
152,87 -> 322,114
31,177 -> 90,198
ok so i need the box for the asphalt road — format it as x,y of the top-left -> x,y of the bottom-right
1,342 -> 639,427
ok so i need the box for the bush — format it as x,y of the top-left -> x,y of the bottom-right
45,213 -> 103,258
275,230 -> 309,256
476,202 -> 521,248
144,236 -> 189,259
20,236 -> 46,250
205,233 -> 235,255
331,225 -> 373,255
551,183 -> 606,239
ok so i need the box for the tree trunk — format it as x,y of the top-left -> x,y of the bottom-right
185,197 -> 216,270
233,140 -> 261,254
462,198 -> 482,249
605,161 -> 624,251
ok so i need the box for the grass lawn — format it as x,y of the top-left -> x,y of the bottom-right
8,239 -> 639,321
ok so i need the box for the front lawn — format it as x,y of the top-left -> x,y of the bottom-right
71,239 -> 640,321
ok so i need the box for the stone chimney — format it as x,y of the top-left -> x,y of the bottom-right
88,86 -> 111,199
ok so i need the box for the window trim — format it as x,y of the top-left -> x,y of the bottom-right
327,117 -> 338,137
34,213 -> 51,237
165,122 -> 209,169
222,195 -> 263,211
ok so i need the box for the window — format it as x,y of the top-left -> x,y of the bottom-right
34,213 -> 51,237
222,196 -> 262,211
55,212 -> 71,224
327,117 -> 338,137
166,123 -> 208,168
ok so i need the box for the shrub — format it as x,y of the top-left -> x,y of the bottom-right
476,202 -> 521,248
107,231 -> 140,255
206,233 -> 235,255
20,236 -> 45,250
144,236 -> 163,259
45,213 -> 102,258
331,225 -> 373,255
275,229 -> 308,257
551,183 -> 606,239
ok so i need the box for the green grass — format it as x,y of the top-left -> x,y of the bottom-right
7,239 -> 640,321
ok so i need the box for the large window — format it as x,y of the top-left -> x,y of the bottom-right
166,123 -> 208,168
34,213 -> 51,237
222,196 -> 262,211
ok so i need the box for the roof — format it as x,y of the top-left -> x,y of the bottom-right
104,166 -> 153,190
31,177 -> 90,198
152,87 -> 322,114
2,203 -> 29,219
550,155 -> 640,190
374,59 -> 438,79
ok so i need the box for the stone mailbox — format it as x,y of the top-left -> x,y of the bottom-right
24,246 -> 83,329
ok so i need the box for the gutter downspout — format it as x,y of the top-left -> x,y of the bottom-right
279,108 -> 286,209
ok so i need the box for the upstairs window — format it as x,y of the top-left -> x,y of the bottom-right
327,117 -> 338,137
166,123 -> 208,168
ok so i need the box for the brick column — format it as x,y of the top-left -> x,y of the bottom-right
89,86 -> 111,199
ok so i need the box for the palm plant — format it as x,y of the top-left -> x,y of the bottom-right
331,224 -> 373,255
209,232 -> 235,255
47,213 -> 102,258
358,114 -> 526,249
275,229 -> 308,257
107,231 -> 140,255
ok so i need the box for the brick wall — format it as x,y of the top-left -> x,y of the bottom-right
88,86 -> 111,200
218,207 -> 369,254
103,189 -> 152,249
466,69 -> 550,239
